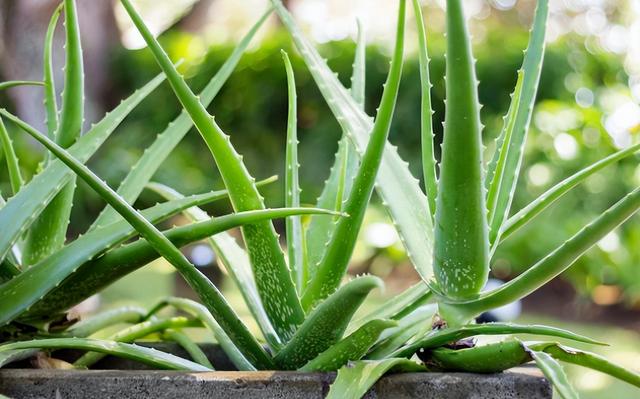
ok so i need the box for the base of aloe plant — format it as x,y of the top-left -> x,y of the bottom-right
0,343 -> 551,399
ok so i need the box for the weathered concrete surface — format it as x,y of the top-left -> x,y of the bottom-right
0,367 -> 551,399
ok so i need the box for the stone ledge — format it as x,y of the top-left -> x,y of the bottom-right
0,367 -> 551,399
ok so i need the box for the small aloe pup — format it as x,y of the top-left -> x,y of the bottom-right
274,0 -> 640,397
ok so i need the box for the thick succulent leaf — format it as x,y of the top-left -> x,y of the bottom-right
485,0 -> 549,245
0,338 -> 210,371
25,0 -> 86,266
73,316 -> 201,368
301,0 -> 406,310
68,306 -> 147,337
0,81 -> 44,91
2,114 -> 274,370
0,118 -> 24,194
271,0 -> 434,283
412,0 -> 437,219
163,329 -> 214,369
90,8 -> 271,230
433,0 -> 489,300
440,185 -> 640,324
426,339 -> 530,373
487,70 -> 525,234
299,319 -> 397,372
500,142 -> 640,242
281,50 -> 307,294
146,181 -> 281,350
274,276 -> 383,370
528,342 -> 640,389
325,358 -> 426,399
0,171 -> 243,326
0,66 -> 167,263
391,322 -> 603,359
0,257 -> 21,282
147,297 -> 254,371
23,207 -> 337,321
120,0 -> 304,342
43,3 -> 63,139
529,350 -> 578,399
0,349 -> 40,368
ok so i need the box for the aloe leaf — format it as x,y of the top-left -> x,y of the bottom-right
73,316 -> 201,368
0,257 -> 21,282
391,322 -> 603,359
485,0 -> 549,246
43,3 -> 63,139
427,339 -> 530,373
500,142 -> 640,242
367,304 -> 437,360
68,306 -> 147,337
412,0 -> 437,219
433,0 -> 489,301
275,275 -> 383,370
440,185 -> 640,324
0,118 -> 24,194
163,329 -> 214,369
0,171 -> 244,325
0,338 -> 211,371
120,0 -> 304,342
301,0 -> 406,310
299,319 -> 397,372
146,182 -> 282,351
487,70 -> 525,231
0,349 -> 40,368
528,349 -> 578,399
147,297 -> 254,371
90,8 -> 272,230
2,113 -> 274,370
24,0 -> 86,266
271,0 -> 434,283
0,81 -> 44,91
0,73 -> 166,265
326,358 -> 426,399
305,20 -> 365,285
23,207 -> 337,321
529,342 -> 640,388
280,50 -> 307,294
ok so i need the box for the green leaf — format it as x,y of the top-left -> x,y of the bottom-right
0,338 -> 211,371
299,319 -> 397,372
485,0 -> 549,246
433,0 -> 489,301
440,186 -> 640,324
500,142 -> 640,242
23,206 -> 338,322
120,0 -> 304,342
147,297 -> 254,371
0,117 -> 24,195
281,50 -> 307,294
73,316 -> 201,368
350,19 -> 366,107
2,111 -> 274,370
43,3 -> 63,140
163,329 -> 214,369
391,322 -> 603,359
68,306 -> 147,337
529,350 -> 578,399
412,0 -> 437,220
275,275 -> 383,370
301,0 -> 406,310
146,181 -> 282,350
90,8 -> 272,230
528,342 -> 640,389
326,358 -> 426,399
271,0 -> 434,283
24,0 -> 86,266
0,81 -> 44,91
426,339 -> 530,373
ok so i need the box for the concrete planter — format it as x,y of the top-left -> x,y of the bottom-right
0,343 -> 551,399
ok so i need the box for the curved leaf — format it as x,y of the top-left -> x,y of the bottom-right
529,349 -> 578,399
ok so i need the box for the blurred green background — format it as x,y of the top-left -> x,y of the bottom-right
1,0 -> 638,397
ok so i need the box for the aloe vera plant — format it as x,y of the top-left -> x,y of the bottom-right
1,0 -> 639,398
